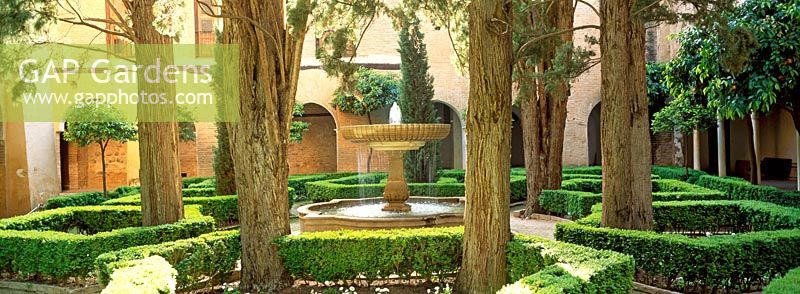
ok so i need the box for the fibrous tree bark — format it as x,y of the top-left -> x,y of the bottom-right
220,0 -> 310,291
599,0 -> 653,230
130,0 -> 184,226
518,0 -> 575,217
456,0 -> 513,292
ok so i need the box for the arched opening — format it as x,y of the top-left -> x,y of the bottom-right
289,103 -> 338,174
434,102 -> 465,169
587,102 -> 602,166
511,108 -> 525,167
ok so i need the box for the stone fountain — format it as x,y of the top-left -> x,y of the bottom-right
297,103 -> 465,232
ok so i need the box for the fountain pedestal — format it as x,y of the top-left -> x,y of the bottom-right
340,124 -> 451,212
383,150 -> 410,212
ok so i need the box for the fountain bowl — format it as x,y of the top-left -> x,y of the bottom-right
340,124 -> 451,151
297,197 -> 465,232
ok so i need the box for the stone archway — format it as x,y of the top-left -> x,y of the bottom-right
587,102 -> 602,166
433,101 -> 465,169
511,108 -> 525,167
289,103 -> 338,174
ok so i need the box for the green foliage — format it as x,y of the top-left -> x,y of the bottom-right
289,172 -> 358,201
695,175 -> 800,207
276,226 -> 633,293
45,192 -> 113,209
541,179 -> 726,218
101,256 -> 177,294
188,178 -> 215,189
64,105 -> 137,147
181,177 -> 214,189
103,195 -> 239,225
0,205 -> 214,279
398,18 -> 440,183
96,230 -> 240,289
305,173 -> 527,203
764,267 -> 800,294
555,200 -> 800,291
181,188 -> 217,198
331,67 -> 399,116
504,234 -> 634,294
0,0 -> 54,42
290,103 -> 311,142
651,166 -> 709,183
276,227 -> 463,282
562,166 -> 603,175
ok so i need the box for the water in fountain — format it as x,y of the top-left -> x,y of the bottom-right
318,199 -> 463,218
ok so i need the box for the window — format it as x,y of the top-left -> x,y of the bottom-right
195,0 -> 217,57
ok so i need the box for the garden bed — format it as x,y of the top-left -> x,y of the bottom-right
0,205 -> 214,282
555,200 -> 800,292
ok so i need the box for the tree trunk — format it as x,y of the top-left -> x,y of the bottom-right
222,0 -> 309,291
745,115 -> 759,184
456,0 -> 513,292
100,143 -> 108,198
213,122 -> 236,195
599,0 -> 654,230
130,0 -> 184,226
519,0 -> 574,218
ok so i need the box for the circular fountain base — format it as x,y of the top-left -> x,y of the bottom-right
297,197 -> 465,232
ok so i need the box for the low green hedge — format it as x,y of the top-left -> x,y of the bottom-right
306,173 -> 526,203
44,191 -> 112,209
563,166 -> 603,175
503,234 -> 634,294
101,256 -> 177,294
651,166 -> 708,183
764,267 -> 800,294
182,177 -> 214,188
543,179 -> 726,218
0,205 -> 214,280
276,226 -> 634,293
103,195 -> 238,224
182,187 -> 217,198
555,200 -> 800,291
695,175 -> 800,207
289,172 -> 358,200
187,178 -> 215,189
96,230 -> 240,289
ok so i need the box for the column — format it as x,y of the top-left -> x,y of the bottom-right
693,129 -> 701,170
751,113 -> 761,185
717,117 -> 727,177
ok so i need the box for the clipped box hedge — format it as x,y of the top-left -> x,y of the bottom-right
96,230 -> 240,289
275,227 -> 633,293
555,200 -> 800,291
764,267 -> 800,294
305,173 -> 527,203
289,172 -> 359,200
503,234 -> 634,294
0,205 -> 214,280
101,256 -> 177,294
695,175 -> 800,208
181,177 -> 214,188
542,179 -> 726,218
103,195 -> 239,224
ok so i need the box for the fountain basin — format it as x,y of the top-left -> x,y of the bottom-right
340,124 -> 451,151
298,197 -> 465,232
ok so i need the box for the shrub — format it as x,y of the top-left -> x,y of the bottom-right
651,166 -> 708,183
695,175 -> 800,207
182,188 -> 217,198
103,195 -> 238,224
112,185 -> 141,197
0,205 -> 214,280
504,234 -> 634,294
562,166 -> 603,175
276,227 -> 463,282
276,227 -> 633,293
101,256 -> 177,294
555,200 -> 800,291
187,178 -> 215,189
544,179 -> 725,218
764,267 -> 800,294
96,230 -> 240,289
561,174 -> 603,180
182,177 -> 214,188
436,169 -> 466,182
306,173 -> 526,203
44,191 -> 112,209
